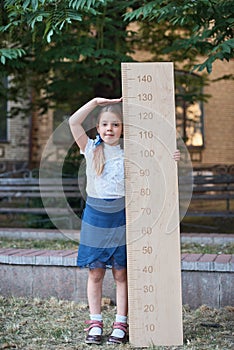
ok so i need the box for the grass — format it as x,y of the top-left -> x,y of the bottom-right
0,296 -> 233,350
181,242 -> 234,254
0,238 -> 78,250
0,238 -> 233,255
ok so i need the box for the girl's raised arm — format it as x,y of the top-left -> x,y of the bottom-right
69,98 -> 97,152
69,97 -> 122,152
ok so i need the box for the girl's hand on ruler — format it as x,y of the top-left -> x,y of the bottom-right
172,149 -> 181,162
95,97 -> 122,106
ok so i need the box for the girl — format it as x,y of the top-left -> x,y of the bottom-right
69,97 -> 128,345
69,97 -> 180,345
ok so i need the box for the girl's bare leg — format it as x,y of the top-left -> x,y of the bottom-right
85,268 -> 105,343
112,267 -> 128,316
107,267 -> 128,343
87,268 -> 106,314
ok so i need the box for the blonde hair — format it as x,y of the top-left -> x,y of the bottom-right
93,104 -> 123,176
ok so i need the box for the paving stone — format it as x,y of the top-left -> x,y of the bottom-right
230,256 -> 234,272
215,254 -> 232,263
34,250 -> 53,265
62,251 -> 77,267
181,253 -> 189,260
214,254 -> 232,272
182,253 -> 203,270
196,254 -> 216,271
0,253 -> 9,263
8,249 -> 39,265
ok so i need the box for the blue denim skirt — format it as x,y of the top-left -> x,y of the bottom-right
77,196 -> 126,269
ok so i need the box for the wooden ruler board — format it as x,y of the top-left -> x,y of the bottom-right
121,62 -> 183,347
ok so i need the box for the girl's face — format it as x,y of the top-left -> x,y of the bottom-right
97,111 -> 122,146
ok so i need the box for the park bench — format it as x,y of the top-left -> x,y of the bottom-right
0,177 -> 85,226
185,172 -> 234,217
0,169 -> 233,224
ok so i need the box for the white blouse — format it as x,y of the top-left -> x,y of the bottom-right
81,138 -> 125,199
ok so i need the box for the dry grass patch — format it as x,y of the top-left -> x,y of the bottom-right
0,297 -> 233,349
0,238 -> 234,255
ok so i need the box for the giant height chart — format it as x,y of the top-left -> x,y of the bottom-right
121,62 -> 183,347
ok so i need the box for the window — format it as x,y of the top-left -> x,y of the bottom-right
0,76 -> 8,141
175,71 -> 204,149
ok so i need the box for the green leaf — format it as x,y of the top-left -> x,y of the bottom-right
0,48 -> 26,65
46,29 -> 54,43
0,23 -> 13,32
98,58 -> 114,65
69,0 -> 100,10
1,56 -> 6,65
23,0 -> 31,10
31,0 -> 39,11
59,20 -> 66,31
206,60 -> 213,74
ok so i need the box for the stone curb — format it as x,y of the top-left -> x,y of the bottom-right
0,228 -> 80,241
0,228 -> 233,245
1,250 -> 233,309
181,233 -> 234,245
0,248 -> 233,272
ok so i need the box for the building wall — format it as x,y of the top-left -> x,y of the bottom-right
30,109 -> 53,168
0,101 -> 30,173
0,104 -> 53,172
202,60 -> 234,166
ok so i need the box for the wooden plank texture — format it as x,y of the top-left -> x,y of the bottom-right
121,62 -> 183,347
